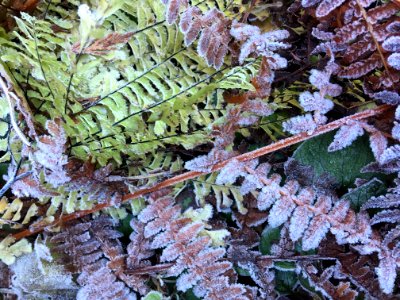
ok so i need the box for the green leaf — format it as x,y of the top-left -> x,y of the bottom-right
0,236 -> 32,265
298,275 -> 324,299
274,261 -> 296,271
260,225 -> 281,255
341,178 -> 386,211
154,120 -> 167,136
183,289 -> 201,300
236,266 -> 251,276
0,163 -> 8,185
275,270 -> 298,294
293,132 -> 378,188
117,215 -> 134,238
294,241 -> 316,255
142,291 -> 164,300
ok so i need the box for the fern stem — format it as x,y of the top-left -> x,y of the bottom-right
33,28 -> 55,103
0,171 -> 33,198
0,77 -> 31,146
354,0 -> 395,83
11,104 -> 392,241
124,255 -> 335,275
125,263 -> 175,275
89,111 -> 292,153
111,67 -> 229,126
64,50 -> 85,114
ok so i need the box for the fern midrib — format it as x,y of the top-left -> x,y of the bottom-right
354,0 -> 394,82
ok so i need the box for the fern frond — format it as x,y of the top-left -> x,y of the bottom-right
302,0 -> 400,99
137,194 -> 249,299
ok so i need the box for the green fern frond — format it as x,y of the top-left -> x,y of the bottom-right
193,173 -> 247,214
0,0 -> 258,167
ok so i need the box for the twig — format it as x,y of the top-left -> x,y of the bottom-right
0,171 -> 33,198
10,104 -> 392,241
0,76 -> 31,147
106,171 -> 171,182
256,255 -> 336,262
124,255 -> 335,275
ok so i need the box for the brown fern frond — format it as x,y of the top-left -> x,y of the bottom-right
303,0 -> 400,101
214,155 -> 400,293
179,8 -> 231,69
162,0 -> 289,69
137,194 -> 249,299
0,261 -> 14,300
303,264 -> 358,300
65,159 -> 127,204
50,220 -> 103,273
49,216 -> 153,299
71,32 -> 134,56
319,238 -> 397,300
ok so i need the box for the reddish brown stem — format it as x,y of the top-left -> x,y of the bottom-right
10,104 -> 392,241
126,263 -> 175,275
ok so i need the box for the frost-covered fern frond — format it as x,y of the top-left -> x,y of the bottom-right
43,195 -> 249,299
215,157 -> 400,294
50,215 -> 152,299
362,178 -> 400,225
137,194 -> 249,299
302,0 -> 400,100
283,55 -> 340,135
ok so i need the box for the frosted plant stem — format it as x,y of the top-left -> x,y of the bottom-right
0,77 -> 31,147
0,170 -> 32,198
10,104 -> 392,241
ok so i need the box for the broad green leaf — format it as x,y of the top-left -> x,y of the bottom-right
236,266 -> 251,276
293,132 -> 377,188
260,225 -> 281,255
341,178 -> 386,211
298,275 -> 324,299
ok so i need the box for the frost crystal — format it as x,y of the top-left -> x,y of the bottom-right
328,122 -> 364,152
242,99 -> 276,117
282,114 -> 317,135
372,90 -> 400,105
309,69 -> 342,97
380,145 -> 400,164
289,206 -> 313,241
230,20 -> 289,65
268,194 -> 296,228
392,122 -> 400,140
240,162 -> 271,195
216,159 -> 257,185
382,36 -> 400,52
283,55 -> 341,135
388,53 -> 400,70
299,91 -> 334,113
369,131 -> 388,162
302,216 -> 330,250
376,256 -> 397,294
